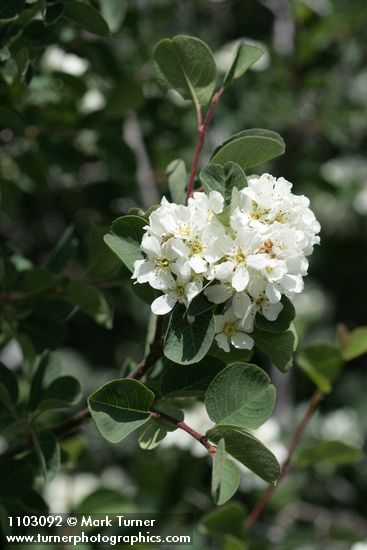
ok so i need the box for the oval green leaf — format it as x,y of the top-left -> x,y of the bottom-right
64,1 -> 110,37
104,215 -> 146,273
160,357 -> 225,398
211,129 -> 285,169
223,42 -> 264,87
297,342 -> 343,394
208,426 -> 280,484
88,379 -> 155,443
253,328 -> 295,372
153,35 -> 217,107
206,363 -> 276,429
163,304 -> 215,365
212,439 -> 240,505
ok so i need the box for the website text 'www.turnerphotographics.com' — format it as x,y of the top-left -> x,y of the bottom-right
5,514 -> 193,546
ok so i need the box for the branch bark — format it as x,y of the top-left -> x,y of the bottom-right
150,408 -> 217,456
186,88 -> 224,202
0,316 -> 217,459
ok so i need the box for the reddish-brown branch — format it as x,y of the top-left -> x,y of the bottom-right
186,88 -> 224,202
149,408 -> 217,456
0,314 -> 215,460
246,390 -> 323,529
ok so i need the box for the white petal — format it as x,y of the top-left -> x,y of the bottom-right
239,306 -> 256,332
215,333 -> 230,352
215,315 -> 226,333
232,266 -> 249,292
208,191 -> 224,213
172,259 -> 191,279
151,293 -> 176,315
189,255 -> 207,274
205,284 -> 231,304
283,274 -> 304,293
185,282 -> 202,302
132,259 -> 145,280
262,300 -> 283,321
141,235 -> 161,257
167,238 -> 189,258
231,332 -> 254,350
232,293 -> 252,318
134,260 -> 155,284
214,261 -> 235,280
149,270 -> 175,290
247,254 -> 269,270
265,283 -> 282,304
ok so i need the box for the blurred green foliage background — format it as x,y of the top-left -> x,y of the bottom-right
1,1 -> 367,548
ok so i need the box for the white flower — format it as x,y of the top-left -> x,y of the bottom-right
210,228 -> 261,292
215,307 -> 254,352
132,174 -> 320,348
151,276 -> 202,315
132,235 -> 190,290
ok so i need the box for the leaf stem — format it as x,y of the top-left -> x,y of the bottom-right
149,407 -> 217,456
186,88 -> 224,203
246,390 -> 323,529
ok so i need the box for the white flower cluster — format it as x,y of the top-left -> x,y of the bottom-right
132,173 -> 320,352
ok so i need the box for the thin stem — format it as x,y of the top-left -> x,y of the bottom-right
246,390 -> 323,529
149,408 -> 217,456
128,316 -> 164,379
186,88 -> 224,202
0,404 -> 217,460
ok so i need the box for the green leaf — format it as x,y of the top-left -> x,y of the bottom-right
88,379 -> 155,443
255,296 -> 295,333
164,304 -> 215,365
200,162 -> 247,204
342,326 -> 367,361
35,376 -> 82,412
0,106 -> 24,132
187,291 -> 215,316
205,363 -> 276,429
208,344 -> 253,365
208,427 -> 280,484
0,362 -> 19,407
223,536 -> 247,550
293,440 -> 363,467
166,159 -> 187,205
0,0 -> 25,22
160,357 -> 225,397
0,459 -> 34,498
153,35 -> 217,107
64,280 -> 113,329
104,215 -> 146,273
28,351 -> 62,411
47,225 -> 77,273
33,431 -> 60,482
20,267 -> 57,295
99,0 -> 127,33
75,488 -> 131,515
211,129 -> 285,169
138,402 -> 183,450
297,342 -> 343,394
45,2 -> 64,25
199,502 -> 247,541
64,1 -> 110,37
223,42 -> 264,87
253,328 -> 295,372
212,439 -> 240,505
